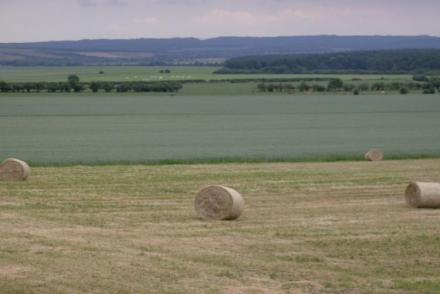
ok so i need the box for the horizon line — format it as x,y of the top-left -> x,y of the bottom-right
2,34 -> 440,44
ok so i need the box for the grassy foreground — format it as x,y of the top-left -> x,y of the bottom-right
1,159 -> 440,293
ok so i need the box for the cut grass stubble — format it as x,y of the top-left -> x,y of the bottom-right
2,159 -> 440,292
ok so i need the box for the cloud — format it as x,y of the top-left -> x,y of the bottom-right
134,17 -> 158,24
279,9 -> 321,20
77,0 -> 128,7
196,9 -> 276,27
1,0 -> 440,42
198,10 -> 253,26
195,8 -> 321,29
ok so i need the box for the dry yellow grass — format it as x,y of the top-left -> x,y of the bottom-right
1,159 -> 440,293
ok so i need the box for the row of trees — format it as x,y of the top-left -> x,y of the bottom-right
257,78 -> 440,94
218,49 -> 440,74
0,75 -> 183,93
89,81 -> 182,93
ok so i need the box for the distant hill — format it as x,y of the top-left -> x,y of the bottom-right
216,49 -> 440,74
1,35 -> 440,66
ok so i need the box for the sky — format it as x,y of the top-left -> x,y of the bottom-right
1,0 -> 440,42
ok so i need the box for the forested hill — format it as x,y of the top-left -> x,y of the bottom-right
2,35 -> 440,66
216,49 -> 440,74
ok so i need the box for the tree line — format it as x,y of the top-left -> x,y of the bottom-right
217,49 -> 440,74
0,75 -> 183,93
257,77 -> 440,94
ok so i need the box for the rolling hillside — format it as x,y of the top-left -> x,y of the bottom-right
2,35 -> 440,66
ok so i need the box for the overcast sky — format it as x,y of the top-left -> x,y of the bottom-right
1,0 -> 439,42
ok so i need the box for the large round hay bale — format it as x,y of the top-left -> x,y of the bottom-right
364,149 -> 384,161
194,185 -> 244,221
0,158 -> 31,181
405,182 -> 440,208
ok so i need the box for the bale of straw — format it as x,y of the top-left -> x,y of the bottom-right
0,158 -> 31,181
194,185 -> 244,220
364,149 -> 384,161
405,182 -> 440,208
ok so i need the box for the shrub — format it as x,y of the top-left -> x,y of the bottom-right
413,74 -> 428,82
423,88 -> 436,94
327,78 -> 344,90
400,88 -> 409,95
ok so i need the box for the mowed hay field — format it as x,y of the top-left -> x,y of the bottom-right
1,159 -> 440,293
1,94 -> 440,165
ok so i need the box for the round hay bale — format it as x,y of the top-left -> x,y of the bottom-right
194,185 -> 244,221
0,158 -> 31,181
364,149 -> 384,161
405,182 -> 440,208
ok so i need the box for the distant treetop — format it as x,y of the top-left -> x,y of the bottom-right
216,49 -> 440,74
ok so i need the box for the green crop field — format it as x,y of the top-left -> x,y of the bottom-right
180,82 -> 262,96
1,66 -> 440,294
1,94 -> 440,165
0,66 -> 413,82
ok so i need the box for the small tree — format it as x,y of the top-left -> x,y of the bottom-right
116,83 -> 131,92
358,83 -> 370,91
72,84 -> 84,93
343,84 -> 355,92
298,82 -> 310,92
68,74 -> 80,85
399,88 -> 408,95
327,78 -> 344,91
102,83 -> 114,93
67,74 -> 80,92
423,87 -> 435,94
257,83 -> 266,92
24,83 -> 33,93
60,82 -> 71,92
412,75 -> 428,82
89,81 -> 100,93
46,83 -> 59,93
312,84 -> 326,92
35,82 -> 45,92
0,81 -> 11,92
371,82 -> 386,91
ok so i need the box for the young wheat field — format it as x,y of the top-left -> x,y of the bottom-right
1,159 -> 440,293
1,94 -> 440,165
